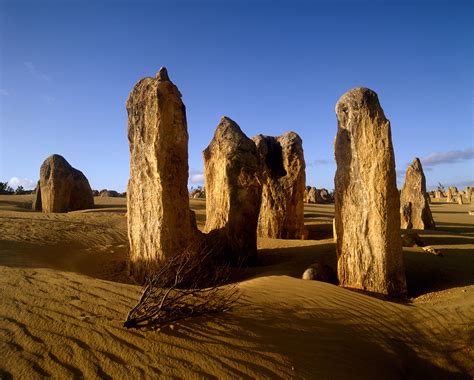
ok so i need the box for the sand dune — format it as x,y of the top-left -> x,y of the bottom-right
0,195 -> 472,378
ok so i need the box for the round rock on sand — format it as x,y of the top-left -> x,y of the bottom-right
302,263 -> 337,284
36,154 -> 94,213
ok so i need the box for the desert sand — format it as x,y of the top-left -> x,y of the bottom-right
0,195 -> 473,379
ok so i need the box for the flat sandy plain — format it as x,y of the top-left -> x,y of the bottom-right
0,195 -> 473,379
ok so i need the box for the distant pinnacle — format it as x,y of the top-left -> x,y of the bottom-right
156,67 -> 169,81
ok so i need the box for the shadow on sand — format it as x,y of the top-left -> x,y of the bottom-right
435,222 -> 474,234
164,290 -> 472,379
404,246 -> 473,297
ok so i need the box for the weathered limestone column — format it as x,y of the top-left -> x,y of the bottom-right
446,188 -> 454,203
400,158 -> 436,229
253,132 -> 307,239
203,117 -> 261,263
466,186 -> 472,202
126,67 -> 199,282
334,88 -> 406,297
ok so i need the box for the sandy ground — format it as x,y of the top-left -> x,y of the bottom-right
0,195 -> 472,379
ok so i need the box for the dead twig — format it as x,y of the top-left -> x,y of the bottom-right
124,240 -> 239,330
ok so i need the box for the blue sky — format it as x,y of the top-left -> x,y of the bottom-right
1,0 -> 472,192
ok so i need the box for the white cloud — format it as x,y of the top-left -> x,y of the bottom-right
422,148 -> 474,167
7,177 -> 36,190
427,179 -> 474,191
307,159 -> 334,167
24,61 -> 51,82
190,174 -> 204,184
448,179 -> 474,188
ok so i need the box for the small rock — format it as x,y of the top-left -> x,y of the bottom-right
401,231 -> 425,247
302,263 -> 337,284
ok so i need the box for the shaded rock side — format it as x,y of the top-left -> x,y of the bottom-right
190,188 -> 205,199
304,186 -> 333,204
38,154 -> 94,213
302,263 -> 337,284
32,180 -> 42,211
400,158 -> 435,229
253,132 -> 307,239
316,188 -> 333,203
203,117 -> 261,263
126,67 -> 199,282
334,88 -> 406,297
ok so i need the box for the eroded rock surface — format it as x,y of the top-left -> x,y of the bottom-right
36,154 -> 94,213
253,132 -> 307,239
447,188 -> 454,203
32,181 -> 42,211
99,189 -> 120,198
126,67 -> 199,282
203,117 -> 261,263
466,187 -> 472,202
304,186 -> 333,204
334,88 -> 406,297
400,158 -> 435,229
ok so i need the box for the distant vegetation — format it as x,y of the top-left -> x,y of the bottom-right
0,182 -> 34,195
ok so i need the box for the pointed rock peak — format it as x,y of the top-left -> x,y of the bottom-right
156,67 -> 170,81
46,154 -> 70,167
411,157 -> 422,168
220,116 -> 237,125
217,116 -> 244,136
49,154 -> 66,161
207,116 -> 253,149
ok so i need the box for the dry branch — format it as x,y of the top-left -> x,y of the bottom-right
124,241 -> 239,330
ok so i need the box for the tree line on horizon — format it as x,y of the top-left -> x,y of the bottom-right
0,182 -> 34,195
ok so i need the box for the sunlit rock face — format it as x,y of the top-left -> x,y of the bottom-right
466,187 -> 472,203
37,154 -> 94,213
126,67 -> 199,283
334,87 -> 406,298
400,158 -> 435,230
253,132 -> 307,239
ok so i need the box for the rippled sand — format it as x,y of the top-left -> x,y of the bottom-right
1,195 -> 472,378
